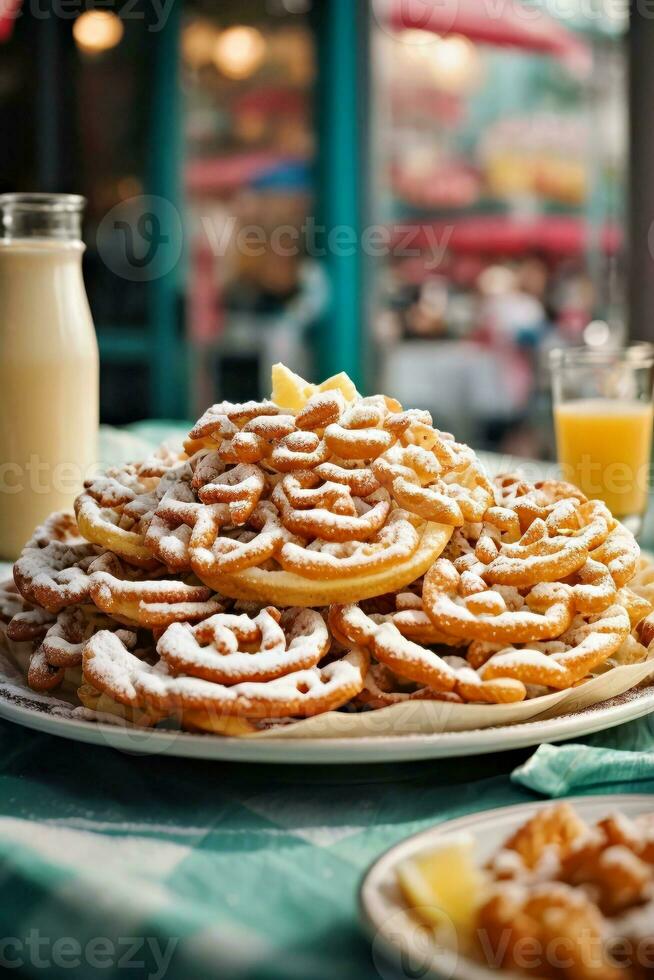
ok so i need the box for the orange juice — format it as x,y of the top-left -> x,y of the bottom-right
554,399 -> 653,517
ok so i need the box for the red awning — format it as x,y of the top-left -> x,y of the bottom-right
0,0 -> 21,41
389,216 -> 622,257
384,0 -> 590,72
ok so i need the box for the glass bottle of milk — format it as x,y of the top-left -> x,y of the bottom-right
0,194 -> 99,560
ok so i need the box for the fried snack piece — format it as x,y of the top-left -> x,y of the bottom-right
618,586 -> 653,629
197,516 -> 452,607
14,539 -> 103,613
157,607 -> 329,684
83,630 -> 368,721
329,604 -> 526,703
387,587 -> 462,646
590,524 -> 640,589
277,510 -> 432,579
478,604 -> 631,690
0,581 -> 28,624
373,441 -> 494,526
88,569 -> 225,629
166,387 -> 494,604
26,510 -> 87,548
353,663 -> 462,709
184,400 -> 282,454
422,559 -> 574,644
1,581 -> 54,643
137,443 -> 188,478
629,554 -> 654,609
27,605 -> 132,692
470,802 -> 654,980
476,882 -> 622,980
500,803 -> 588,871
272,476 -> 391,542
74,462 -> 185,569
495,474 -> 589,529
438,506 -> 627,620
76,684 -> 162,727
559,814 -> 653,917
481,501 -> 612,588
144,465 -> 224,572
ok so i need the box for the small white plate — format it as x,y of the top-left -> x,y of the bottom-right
0,669 -> 653,762
360,794 -> 654,980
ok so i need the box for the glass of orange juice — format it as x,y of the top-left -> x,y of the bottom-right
550,344 -> 654,533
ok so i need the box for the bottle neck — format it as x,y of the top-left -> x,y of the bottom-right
0,193 -> 85,243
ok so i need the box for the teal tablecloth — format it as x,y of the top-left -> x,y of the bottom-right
1,425 -> 653,980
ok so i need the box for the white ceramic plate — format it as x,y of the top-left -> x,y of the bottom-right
0,665 -> 653,763
360,794 -> 654,980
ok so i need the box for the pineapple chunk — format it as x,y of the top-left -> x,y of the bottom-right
317,371 -> 359,402
396,834 -> 486,934
271,363 -> 316,410
271,363 -> 359,410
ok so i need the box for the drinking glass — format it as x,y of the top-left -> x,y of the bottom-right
550,344 -> 654,535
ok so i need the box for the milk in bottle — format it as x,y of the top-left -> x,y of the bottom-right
0,194 -> 99,559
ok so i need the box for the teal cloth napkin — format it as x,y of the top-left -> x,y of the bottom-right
512,715 -> 654,797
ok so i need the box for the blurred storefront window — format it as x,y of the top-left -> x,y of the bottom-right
0,0 -> 629,451
369,0 -> 627,457
182,0 -> 318,416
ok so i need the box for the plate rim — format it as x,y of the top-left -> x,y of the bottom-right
359,793 -> 654,980
0,681 -> 653,763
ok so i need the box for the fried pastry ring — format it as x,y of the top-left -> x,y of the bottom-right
354,663 -> 461,709
380,587 -> 461,646
323,401 -> 394,460
193,457 -> 265,524
590,523 -> 640,588
184,399 -> 282,454
271,474 -> 391,543
157,606 -> 329,684
202,518 -> 451,606
495,474 -> 588,530
88,569 -> 225,629
329,604 -> 526,703
75,490 -> 160,569
373,445 -> 494,526
481,516 -> 605,588
422,559 -> 574,644
26,510 -> 86,549
27,605 -> 130,692
0,580 -> 38,628
83,631 -> 368,719
6,609 -> 55,643
479,602 -> 631,689
14,540 -> 103,613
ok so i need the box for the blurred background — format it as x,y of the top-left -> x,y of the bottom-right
1,0 -> 644,458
